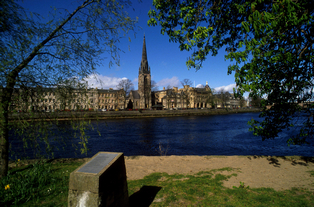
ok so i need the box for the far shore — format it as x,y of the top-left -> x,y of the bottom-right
9,107 -> 262,121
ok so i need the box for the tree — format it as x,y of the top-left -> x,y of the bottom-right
181,79 -> 193,87
151,80 -> 159,91
0,0 -> 137,177
250,96 -> 264,108
151,80 -> 159,106
148,0 -> 314,145
166,85 -> 172,90
116,78 -> 134,109
217,90 -> 230,108
116,78 -> 134,96
239,97 -> 247,108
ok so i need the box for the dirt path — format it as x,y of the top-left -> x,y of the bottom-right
125,155 -> 314,191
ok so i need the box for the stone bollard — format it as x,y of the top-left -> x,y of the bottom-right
68,152 -> 129,207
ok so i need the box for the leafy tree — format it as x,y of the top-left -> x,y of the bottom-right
148,0 -> 314,145
0,0 -> 137,177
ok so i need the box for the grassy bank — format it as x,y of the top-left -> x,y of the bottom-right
1,158 -> 314,207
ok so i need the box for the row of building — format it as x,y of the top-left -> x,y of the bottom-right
11,36 -> 244,112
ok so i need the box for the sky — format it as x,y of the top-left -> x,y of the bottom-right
20,0 -> 238,93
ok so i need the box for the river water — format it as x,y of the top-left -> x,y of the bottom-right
10,112 -> 314,159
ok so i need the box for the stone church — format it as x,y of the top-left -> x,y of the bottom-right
127,35 -> 214,110
127,35 -> 152,109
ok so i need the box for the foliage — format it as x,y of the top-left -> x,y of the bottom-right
250,96 -> 264,108
2,160 -> 314,207
0,0 -> 138,177
148,0 -> 314,144
0,160 -> 83,206
233,181 -> 250,189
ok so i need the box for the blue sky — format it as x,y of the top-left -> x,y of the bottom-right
20,0 -> 237,92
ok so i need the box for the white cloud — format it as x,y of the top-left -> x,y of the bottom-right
214,83 -> 237,93
83,74 -> 126,89
132,78 -> 138,85
196,84 -> 204,88
157,77 -> 181,88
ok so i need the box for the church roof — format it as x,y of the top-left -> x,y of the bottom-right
130,90 -> 140,99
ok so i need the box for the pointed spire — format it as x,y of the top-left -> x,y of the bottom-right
142,34 -> 147,62
139,34 -> 150,74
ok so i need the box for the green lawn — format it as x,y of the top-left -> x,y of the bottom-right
1,160 -> 313,207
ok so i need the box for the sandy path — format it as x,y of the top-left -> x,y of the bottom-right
125,156 -> 314,191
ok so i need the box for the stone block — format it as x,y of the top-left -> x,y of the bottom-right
68,152 -> 129,207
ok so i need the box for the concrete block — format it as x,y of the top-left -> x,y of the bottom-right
68,152 -> 129,207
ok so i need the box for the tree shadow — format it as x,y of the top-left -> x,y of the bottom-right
267,157 -> 281,167
249,155 -> 314,167
129,185 -> 162,207
277,156 -> 312,166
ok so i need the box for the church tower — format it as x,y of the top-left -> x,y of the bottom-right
138,35 -> 151,108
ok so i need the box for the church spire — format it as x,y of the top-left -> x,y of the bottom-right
139,35 -> 150,74
142,34 -> 147,62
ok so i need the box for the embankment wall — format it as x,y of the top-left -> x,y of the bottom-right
9,108 -> 262,121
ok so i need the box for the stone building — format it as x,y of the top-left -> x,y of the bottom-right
153,81 -> 212,109
10,35 -> 244,112
97,88 -> 125,110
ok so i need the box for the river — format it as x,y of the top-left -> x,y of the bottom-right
9,112 -> 314,159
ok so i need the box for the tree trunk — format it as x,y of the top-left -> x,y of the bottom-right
0,99 -> 9,178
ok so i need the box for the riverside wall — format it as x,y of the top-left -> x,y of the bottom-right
9,108 -> 262,121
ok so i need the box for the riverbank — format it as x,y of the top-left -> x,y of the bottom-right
5,155 -> 314,206
124,155 -> 314,191
9,155 -> 314,191
9,108 -> 262,121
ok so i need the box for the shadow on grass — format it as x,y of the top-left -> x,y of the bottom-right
129,185 -> 162,207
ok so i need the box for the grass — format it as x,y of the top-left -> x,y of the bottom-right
308,171 -> 314,177
128,168 -> 314,207
1,160 -> 314,207
1,160 -> 83,207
